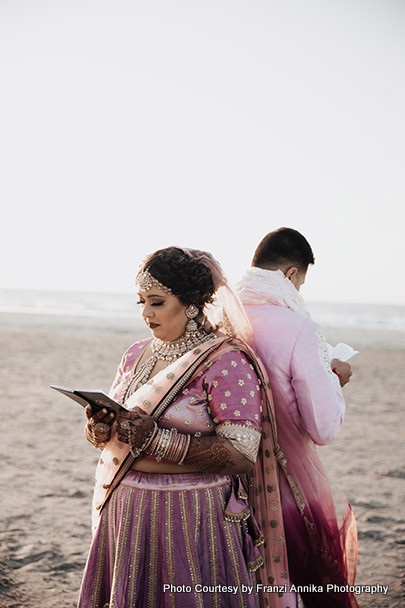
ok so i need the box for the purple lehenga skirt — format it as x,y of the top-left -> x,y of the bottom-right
78,472 -> 262,608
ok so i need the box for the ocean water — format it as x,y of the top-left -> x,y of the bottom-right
1,288 -> 404,347
0,288 -> 140,319
309,301 -> 405,331
1,288 -> 404,328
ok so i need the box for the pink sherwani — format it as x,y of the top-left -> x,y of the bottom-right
244,304 -> 345,446
239,269 -> 359,608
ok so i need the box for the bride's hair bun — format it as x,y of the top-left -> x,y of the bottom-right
141,247 -> 216,309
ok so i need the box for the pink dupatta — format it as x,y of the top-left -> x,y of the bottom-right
274,402 -> 359,608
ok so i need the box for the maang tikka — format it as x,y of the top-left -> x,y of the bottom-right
136,270 -> 173,294
185,304 -> 199,332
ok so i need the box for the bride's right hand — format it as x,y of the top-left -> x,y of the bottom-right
85,405 -> 116,445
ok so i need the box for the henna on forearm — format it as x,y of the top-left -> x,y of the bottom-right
142,429 -> 253,474
182,436 -> 237,473
116,415 -> 155,448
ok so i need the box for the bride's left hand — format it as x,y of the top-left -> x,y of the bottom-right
116,408 -> 155,448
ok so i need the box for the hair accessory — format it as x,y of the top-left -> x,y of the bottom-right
136,270 -> 173,294
185,304 -> 199,332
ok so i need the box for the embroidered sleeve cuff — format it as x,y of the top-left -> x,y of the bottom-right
315,327 -> 341,390
216,421 -> 261,463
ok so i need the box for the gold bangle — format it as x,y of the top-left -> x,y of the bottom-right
178,434 -> 191,465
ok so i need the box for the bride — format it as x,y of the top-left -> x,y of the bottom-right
78,246 -> 293,608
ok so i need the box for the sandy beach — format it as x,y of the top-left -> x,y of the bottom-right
0,314 -> 404,608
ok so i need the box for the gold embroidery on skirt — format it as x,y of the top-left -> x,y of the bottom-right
127,489 -> 147,606
92,502 -> 109,608
248,555 -> 264,572
165,492 -> 177,608
148,491 -> 160,608
108,494 -> 116,567
222,507 -> 247,608
179,491 -> 204,608
205,488 -> 220,608
224,507 -> 251,522
110,487 -> 134,607
192,488 -> 201,546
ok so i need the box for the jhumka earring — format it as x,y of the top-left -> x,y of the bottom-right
185,304 -> 199,332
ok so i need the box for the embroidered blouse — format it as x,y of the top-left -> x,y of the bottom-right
110,339 -> 262,463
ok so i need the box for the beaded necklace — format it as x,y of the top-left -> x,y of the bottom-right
121,327 -> 215,402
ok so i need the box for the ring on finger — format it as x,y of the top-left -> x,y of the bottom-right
93,422 -> 111,435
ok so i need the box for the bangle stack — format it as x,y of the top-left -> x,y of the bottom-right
146,427 -> 191,464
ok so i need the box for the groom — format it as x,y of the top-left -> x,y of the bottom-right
237,227 -> 352,441
237,227 -> 357,607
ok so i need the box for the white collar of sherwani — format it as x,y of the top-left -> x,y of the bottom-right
236,268 -> 311,318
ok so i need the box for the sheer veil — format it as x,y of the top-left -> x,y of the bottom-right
183,248 -> 254,347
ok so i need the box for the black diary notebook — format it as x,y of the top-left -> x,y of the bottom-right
50,385 -> 125,413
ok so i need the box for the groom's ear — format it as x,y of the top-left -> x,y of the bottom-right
284,266 -> 299,280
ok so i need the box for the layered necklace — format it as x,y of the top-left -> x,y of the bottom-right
122,326 -> 215,402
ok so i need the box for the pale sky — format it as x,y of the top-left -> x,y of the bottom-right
1,0 -> 404,304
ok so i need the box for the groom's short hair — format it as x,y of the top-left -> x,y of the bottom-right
252,227 -> 315,272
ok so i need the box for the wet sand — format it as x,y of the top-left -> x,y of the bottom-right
0,316 -> 403,607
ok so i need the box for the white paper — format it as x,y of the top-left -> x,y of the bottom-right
326,342 -> 359,362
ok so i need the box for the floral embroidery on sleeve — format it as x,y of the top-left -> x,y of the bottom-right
204,351 -> 262,463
